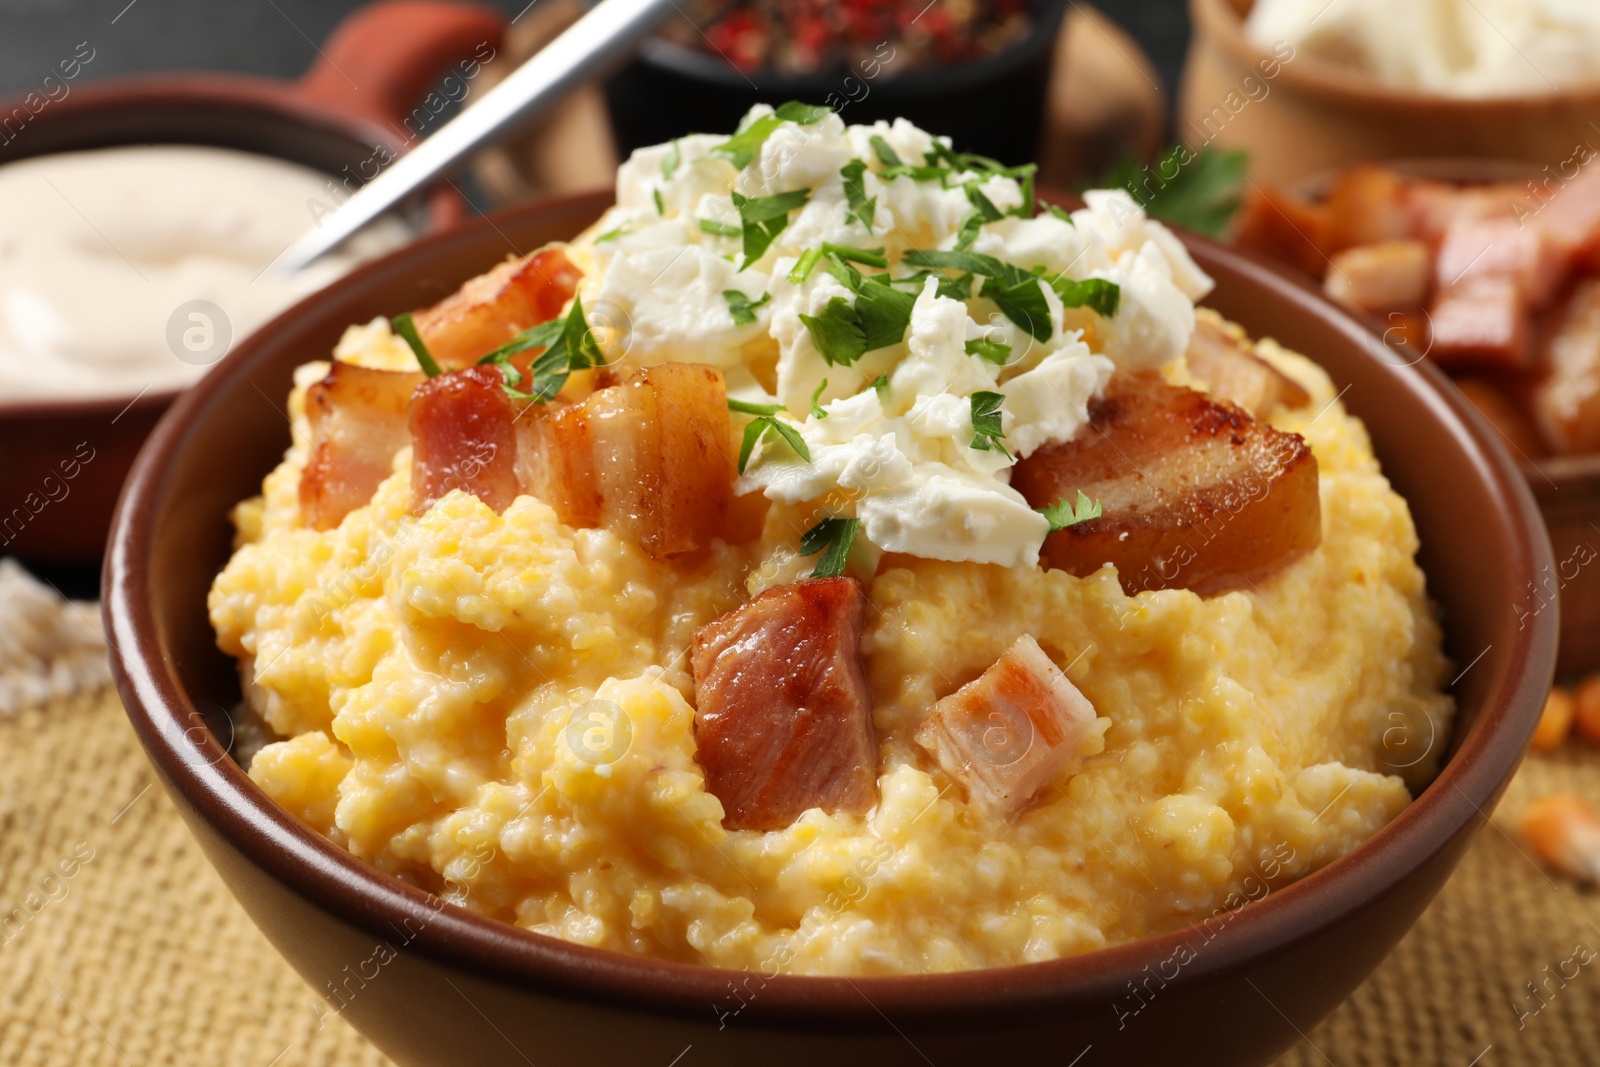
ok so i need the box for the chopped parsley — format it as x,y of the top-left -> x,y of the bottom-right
799,517 -> 860,578
788,247 -> 824,284
799,297 -> 867,366
699,217 -> 741,237
955,179 -> 1004,250
1038,491 -> 1103,531
661,139 -> 681,180
840,158 -> 877,234
723,289 -> 771,326
475,296 -> 604,402
810,379 -> 829,419
902,249 -> 1121,340
1094,145 -> 1248,239
964,337 -> 1012,366
732,188 -> 811,268
728,397 -> 785,416
1045,203 -> 1075,224
821,242 -> 888,267
869,373 -> 889,395
593,222 -> 630,244
710,102 -> 831,170
390,312 -> 442,378
869,135 -> 902,169
737,414 -> 810,473
652,187 -> 664,215
796,252 -> 917,363
968,390 -> 1009,459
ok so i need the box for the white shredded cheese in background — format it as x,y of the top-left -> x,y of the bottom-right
0,559 -> 109,713
575,109 -> 1214,568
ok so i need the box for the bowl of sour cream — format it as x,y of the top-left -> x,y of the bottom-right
0,0 -> 505,563
1178,0 -> 1600,185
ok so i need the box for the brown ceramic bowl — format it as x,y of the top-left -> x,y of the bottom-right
105,190 -> 1558,1067
1180,0 -> 1600,185
0,0 -> 504,565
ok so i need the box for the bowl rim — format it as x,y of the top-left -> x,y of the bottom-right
0,71 -> 445,422
104,188 -> 1558,1026
1190,0 -> 1600,112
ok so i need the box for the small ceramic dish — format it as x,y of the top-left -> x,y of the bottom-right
104,189 -> 1557,1067
0,0 -> 503,564
1180,0 -> 1600,185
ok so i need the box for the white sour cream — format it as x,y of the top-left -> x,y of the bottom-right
1247,0 -> 1600,98
0,145 -> 412,402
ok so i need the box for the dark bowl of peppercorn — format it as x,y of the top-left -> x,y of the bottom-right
604,0 -> 1068,166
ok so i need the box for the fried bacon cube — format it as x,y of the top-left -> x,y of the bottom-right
1011,373 -> 1321,597
1233,185 -> 1334,279
521,363 -> 735,558
1324,165 -> 1415,250
408,365 -> 522,515
1323,240 -> 1432,313
1534,278 -> 1600,454
913,635 -> 1098,821
1434,218 -> 1565,311
1427,278 -> 1532,370
1184,311 -> 1310,419
690,578 -> 878,831
299,362 -> 424,530
1537,165 -> 1600,271
411,248 -> 581,368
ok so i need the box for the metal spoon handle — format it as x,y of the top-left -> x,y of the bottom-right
281,0 -> 677,271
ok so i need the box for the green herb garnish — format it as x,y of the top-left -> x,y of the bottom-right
723,289 -> 771,326
737,414 -> 810,473
728,397 -> 785,416
799,517 -> 860,578
902,250 -> 1054,341
732,188 -> 811,268
821,242 -> 888,267
968,390 -> 1009,458
810,379 -> 829,419
661,139 -> 681,180
964,337 -> 1012,365
840,159 -> 877,234
1044,203 -> 1075,224
1038,491 -> 1103,531
475,296 -> 604,402
1048,275 -> 1121,318
800,297 -> 868,367
652,187 -> 664,215
699,217 -> 741,237
869,135 -> 903,169
391,312 -> 442,378
711,102 -> 832,170
789,247 -> 824,284
1093,145 -> 1249,238
594,223 -> 630,244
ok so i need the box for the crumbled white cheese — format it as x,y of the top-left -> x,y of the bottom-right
575,109 -> 1213,567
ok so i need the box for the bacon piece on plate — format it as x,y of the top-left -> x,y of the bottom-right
1537,165 -> 1600,271
1233,185 -> 1334,279
913,635 -> 1099,820
1428,278 -> 1532,370
1434,218 -> 1565,311
520,363 -> 736,557
1534,278 -> 1600,454
690,577 -> 878,831
1323,240 -> 1431,313
299,362 -> 424,530
1184,311 -> 1309,418
1011,372 -> 1321,597
408,366 -> 522,515
411,248 -> 581,368
1325,165 -> 1415,249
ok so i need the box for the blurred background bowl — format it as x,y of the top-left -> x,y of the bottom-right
1180,0 -> 1600,185
0,0 -> 502,566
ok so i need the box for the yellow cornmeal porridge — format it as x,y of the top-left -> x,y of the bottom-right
211,337 -> 1451,974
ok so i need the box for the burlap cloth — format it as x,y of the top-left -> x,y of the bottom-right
0,683 -> 1593,1066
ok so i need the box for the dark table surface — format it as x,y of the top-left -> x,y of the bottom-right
0,0 -> 1191,108
0,0 -> 1188,600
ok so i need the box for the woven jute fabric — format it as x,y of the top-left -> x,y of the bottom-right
2,686 -> 1596,1067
